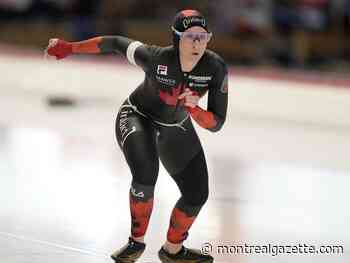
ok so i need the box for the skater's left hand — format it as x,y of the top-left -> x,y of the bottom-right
178,88 -> 200,108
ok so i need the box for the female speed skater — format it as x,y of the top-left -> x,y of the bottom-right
45,9 -> 228,263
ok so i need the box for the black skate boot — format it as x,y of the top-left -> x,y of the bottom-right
111,237 -> 146,263
158,246 -> 214,263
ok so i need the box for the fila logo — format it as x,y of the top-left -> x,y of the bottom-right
157,65 -> 168,76
131,187 -> 145,198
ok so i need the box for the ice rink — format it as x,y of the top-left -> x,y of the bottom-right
1,51 -> 349,263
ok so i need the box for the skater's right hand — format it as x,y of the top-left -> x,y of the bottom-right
178,88 -> 200,108
45,38 -> 73,60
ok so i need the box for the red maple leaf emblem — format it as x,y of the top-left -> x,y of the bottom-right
167,207 -> 196,243
159,85 -> 183,106
130,196 -> 154,237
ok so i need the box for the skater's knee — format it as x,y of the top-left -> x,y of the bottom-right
184,185 -> 209,207
131,170 -> 158,186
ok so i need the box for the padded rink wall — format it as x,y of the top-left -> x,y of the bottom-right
1,51 -> 350,130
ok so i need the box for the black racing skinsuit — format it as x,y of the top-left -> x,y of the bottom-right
99,36 -> 228,242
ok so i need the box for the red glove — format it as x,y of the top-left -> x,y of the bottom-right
46,39 -> 73,60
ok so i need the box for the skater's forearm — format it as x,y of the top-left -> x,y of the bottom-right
46,35 -> 148,64
187,106 -> 224,132
71,36 -> 137,55
71,37 -> 102,54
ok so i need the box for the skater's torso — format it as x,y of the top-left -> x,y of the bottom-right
129,45 -> 228,124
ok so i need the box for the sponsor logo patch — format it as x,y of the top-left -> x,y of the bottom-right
188,75 -> 212,82
119,108 -> 137,147
183,17 -> 206,29
156,76 -> 176,86
157,65 -> 168,75
220,75 -> 228,94
189,82 -> 209,88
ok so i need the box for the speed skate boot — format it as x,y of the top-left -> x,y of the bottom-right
111,237 -> 146,263
158,246 -> 214,263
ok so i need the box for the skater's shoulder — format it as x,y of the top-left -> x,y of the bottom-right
203,49 -> 227,74
142,44 -> 174,56
204,49 -> 226,67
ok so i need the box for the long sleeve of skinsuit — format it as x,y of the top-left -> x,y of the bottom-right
205,60 -> 228,132
99,36 -> 154,72
72,36 -> 153,72
188,59 -> 228,132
